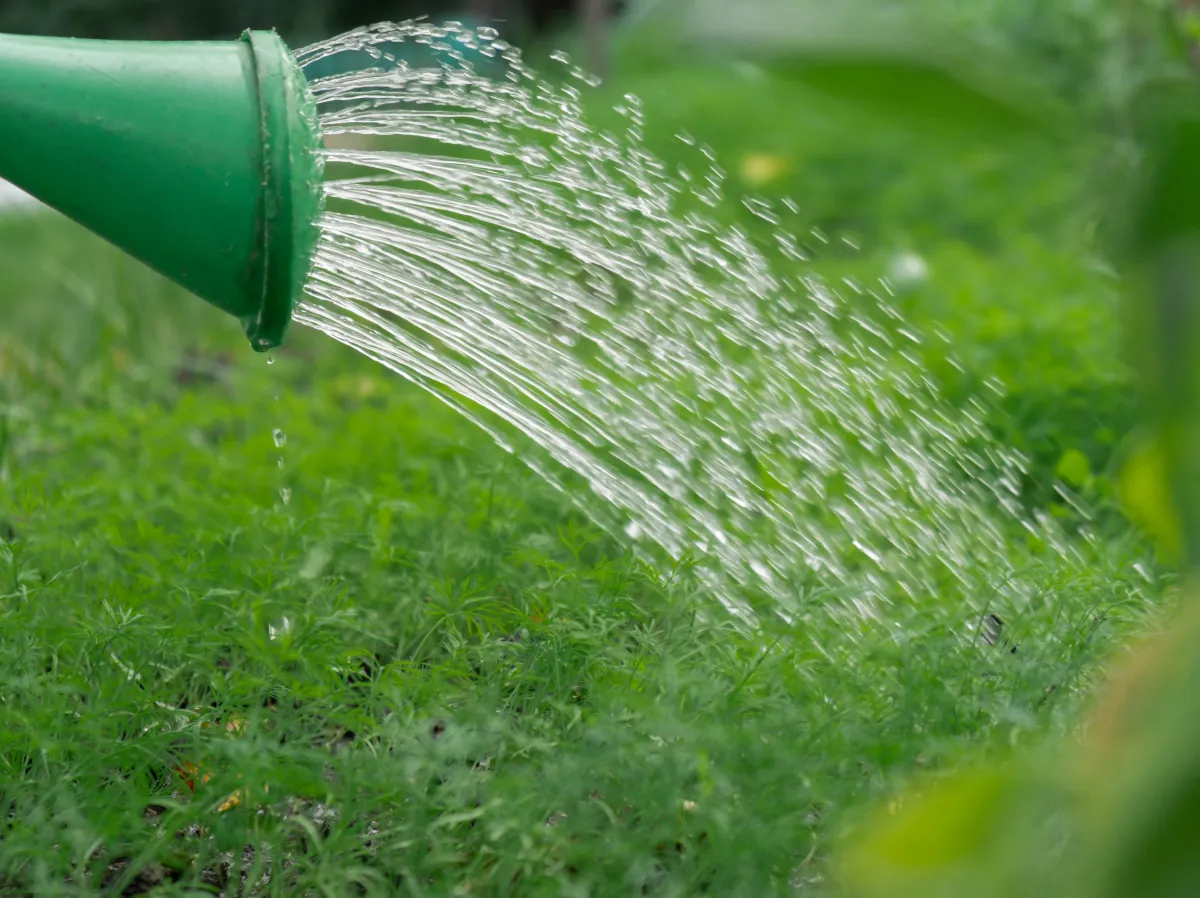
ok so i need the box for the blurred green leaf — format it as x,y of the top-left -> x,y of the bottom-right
666,0 -> 1072,145
1055,449 -> 1092,489
1121,80 -> 1200,259
1120,83 -> 1200,570
1068,594 -> 1200,898
838,761 -> 1064,898
1118,433 -> 1182,561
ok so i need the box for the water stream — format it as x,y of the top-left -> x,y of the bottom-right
292,21 -> 1081,627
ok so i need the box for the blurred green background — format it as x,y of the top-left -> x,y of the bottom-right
0,0 -> 620,44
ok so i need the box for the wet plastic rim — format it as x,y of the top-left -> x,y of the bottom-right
241,30 -> 326,352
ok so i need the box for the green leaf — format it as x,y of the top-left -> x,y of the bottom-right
1055,449 -> 1092,489
1071,596 -> 1200,898
1117,83 -> 1200,568
667,0 -> 1071,145
1118,433 -> 1182,561
837,763 -> 1060,898
1121,80 -> 1200,260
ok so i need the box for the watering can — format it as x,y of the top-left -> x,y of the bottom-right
0,30 -> 324,351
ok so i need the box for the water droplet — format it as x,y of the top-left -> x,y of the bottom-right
887,251 -> 929,290
517,146 -> 549,168
280,487 -> 291,506
266,354 -> 276,365
273,429 -> 287,448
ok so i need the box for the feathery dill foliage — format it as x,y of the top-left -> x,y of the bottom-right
0,207 -> 1165,898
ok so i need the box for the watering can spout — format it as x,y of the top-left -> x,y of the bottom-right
0,30 -> 324,350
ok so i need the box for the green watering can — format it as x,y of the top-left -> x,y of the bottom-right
0,30 -> 325,351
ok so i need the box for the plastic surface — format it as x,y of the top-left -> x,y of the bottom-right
0,30 -> 324,349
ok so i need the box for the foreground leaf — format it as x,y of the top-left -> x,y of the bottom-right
1069,590 -> 1200,898
1118,432 -> 1182,562
838,761 -> 1068,898
1119,85 -> 1200,570
664,0 -> 1070,145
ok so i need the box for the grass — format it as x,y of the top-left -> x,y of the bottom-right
0,48 -> 1176,896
